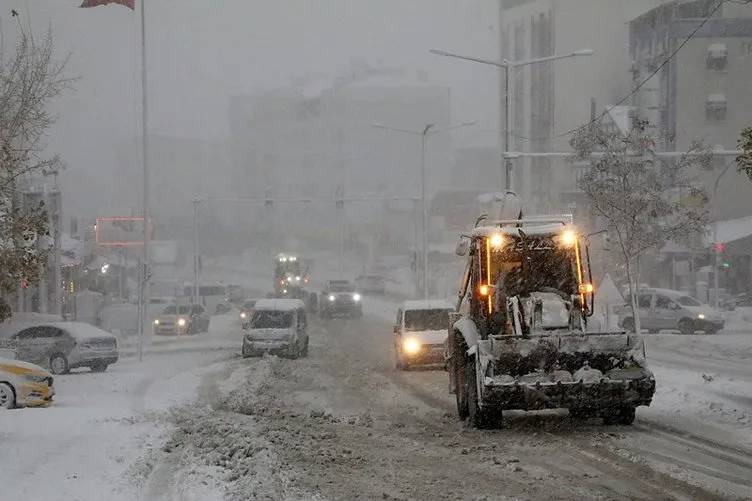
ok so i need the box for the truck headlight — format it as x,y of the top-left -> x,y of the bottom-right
353,293 -> 361,302
240,312 -> 247,319
177,318 -> 187,327
697,313 -> 705,320
329,295 -> 336,302
403,338 -> 421,355
153,319 -> 160,326
559,229 -> 577,248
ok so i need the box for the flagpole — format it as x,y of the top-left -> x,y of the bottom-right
138,0 -> 150,362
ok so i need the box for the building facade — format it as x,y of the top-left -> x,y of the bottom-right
498,0 -> 666,214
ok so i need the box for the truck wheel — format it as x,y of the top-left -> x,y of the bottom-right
50,354 -> 69,375
465,356 -> 501,429
454,337 -> 469,419
0,383 -> 16,409
678,319 -> 695,335
90,362 -> 108,373
603,406 -> 636,426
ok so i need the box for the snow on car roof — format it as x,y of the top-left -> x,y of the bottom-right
253,299 -> 305,311
472,222 -> 569,238
402,299 -> 454,311
48,322 -> 117,340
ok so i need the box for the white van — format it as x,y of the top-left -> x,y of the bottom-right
242,299 -> 309,359
393,300 -> 454,370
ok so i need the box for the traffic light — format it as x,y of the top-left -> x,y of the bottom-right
713,242 -> 725,253
721,261 -> 731,269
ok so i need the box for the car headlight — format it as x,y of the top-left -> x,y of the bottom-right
295,276 -> 301,282
697,313 -> 705,320
177,318 -> 187,327
153,319 -> 160,325
329,295 -> 336,302
403,338 -> 421,355
240,312 -> 247,319
353,293 -> 361,302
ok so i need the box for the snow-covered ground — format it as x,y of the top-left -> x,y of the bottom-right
3,269 -> 752,499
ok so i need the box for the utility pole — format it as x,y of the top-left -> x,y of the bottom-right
137,0 -> 150,363
372,121 -> 475,299
192,198 -> 201,305
430,48 -> 594,191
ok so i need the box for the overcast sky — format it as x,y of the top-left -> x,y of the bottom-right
4,1 -> 499,150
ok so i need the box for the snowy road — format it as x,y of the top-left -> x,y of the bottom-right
2,305 -> 752,500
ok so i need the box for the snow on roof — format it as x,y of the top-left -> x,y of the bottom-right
50,322 -> 116,340
402,299 -> 454,311
472,222 -> 569,238
707,43 -> 727,56
253,299 -> 305,312
705,214 -> 752,246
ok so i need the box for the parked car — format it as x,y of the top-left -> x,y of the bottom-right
319,280 -> 362,318
0,357 -> 55,409
3,322 -> 118,375
239,299 -> 261,330
242,299 -> 308,358
355,274 -> 386,295
153,304 -> 210,335
619,288 -> 724,335
393,300 -> 454,369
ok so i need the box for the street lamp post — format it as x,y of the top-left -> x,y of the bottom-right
372,121 -> 475,298
430,48 -> 594,190
712,162 -> 733,308
192,197 -> 201,305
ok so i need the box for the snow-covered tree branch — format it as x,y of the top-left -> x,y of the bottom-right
0,26 -> 72,321
571,118 -> 710,334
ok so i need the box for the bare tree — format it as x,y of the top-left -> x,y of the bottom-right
738,126 -> 752,182
0,26 -> 72,321
571,119 -> 710,334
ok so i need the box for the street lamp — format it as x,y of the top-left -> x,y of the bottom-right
430,48 -> 594,190
372,121 -> 476,298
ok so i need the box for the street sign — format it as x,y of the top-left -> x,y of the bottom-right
95,216 -> 149,247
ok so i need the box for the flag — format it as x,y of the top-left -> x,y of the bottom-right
80,0 -> 135,9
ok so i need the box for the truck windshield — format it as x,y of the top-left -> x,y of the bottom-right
404,309 -> 450,331
490,242 -> 576,297
163,306 -> 190,314
251,310 -> 293,329
329,281 -> 353,292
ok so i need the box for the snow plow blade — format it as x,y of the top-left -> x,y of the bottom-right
478,332 -> 655,412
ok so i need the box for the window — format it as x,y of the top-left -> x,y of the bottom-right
677,296 -> 702,307
638,295 -> 653,309
395,309 -> 403,326
706,94 -> 727,121
706,43 -> 727,70
251,310 -> 293,329
404,309 -> 451,331
655,295 -> 672,309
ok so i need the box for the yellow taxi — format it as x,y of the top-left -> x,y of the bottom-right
0,357 -> 55,409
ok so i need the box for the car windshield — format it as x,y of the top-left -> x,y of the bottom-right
676,296 -> 702,307
328,281 -> 353,292
251,310 -> 293,329
404,309 -> 450,331
163,305 -> 190,314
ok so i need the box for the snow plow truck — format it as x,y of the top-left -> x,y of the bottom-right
447,193 -> 655,428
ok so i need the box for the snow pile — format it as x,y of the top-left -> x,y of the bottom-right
153,358 -> 315,501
